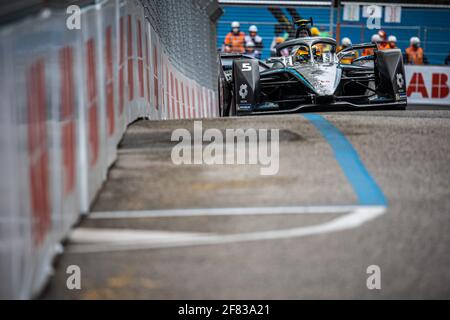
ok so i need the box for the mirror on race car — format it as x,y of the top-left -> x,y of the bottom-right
338,51 -> 356,63
266,58 -> 287,69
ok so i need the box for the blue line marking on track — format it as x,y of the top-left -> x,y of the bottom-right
303,114 -> 387,206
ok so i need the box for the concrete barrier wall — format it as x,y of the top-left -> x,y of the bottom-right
0,0 -> 220,299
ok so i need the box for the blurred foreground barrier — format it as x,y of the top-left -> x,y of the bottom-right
405,65 -> 450,106
0,0 -> 221,299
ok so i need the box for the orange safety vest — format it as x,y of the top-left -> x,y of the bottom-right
362,48 -> 375,56
378,42 -> 390,50
343,52 -> 359,64
405,46 -> 424,65
224,32 -> 245,53
337,46 -> 359,64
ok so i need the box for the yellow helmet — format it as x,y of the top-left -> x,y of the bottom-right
275,37 -> 285,44
311,27 -> 320,37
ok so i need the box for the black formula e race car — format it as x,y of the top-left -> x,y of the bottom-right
218,37 -> 407,116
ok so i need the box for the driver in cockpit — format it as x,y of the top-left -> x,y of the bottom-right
294,22 -> 312,62
294,45 -> 310,63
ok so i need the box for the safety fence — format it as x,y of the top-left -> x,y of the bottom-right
0,0 -> 221,299
217,4 -> 450,64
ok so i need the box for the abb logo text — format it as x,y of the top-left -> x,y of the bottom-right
405,66 -> 450,105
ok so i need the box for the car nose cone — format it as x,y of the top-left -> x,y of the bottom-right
298,64 -> 340,96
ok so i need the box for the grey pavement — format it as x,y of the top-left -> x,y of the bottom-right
41,109 -> 450,299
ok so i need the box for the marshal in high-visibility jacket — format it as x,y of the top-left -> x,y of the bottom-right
378,42 -> 391,50
405,37 -> 428,65
362,34 -> 381,56
337,47 -> 359,64
224,31 -> 246,54
362,47 -> 375,56
337,38 -> 358,64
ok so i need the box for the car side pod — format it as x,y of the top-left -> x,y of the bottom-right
233,58 -> 260,115
374,49 -> 407,102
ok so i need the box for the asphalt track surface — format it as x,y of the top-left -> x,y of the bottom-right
42,107 -> 450,299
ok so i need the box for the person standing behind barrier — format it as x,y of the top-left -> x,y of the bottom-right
338,37 -> 352,51
270,24 -> 289,57
362,34 -> 381,56
271,37 -> 289,57
245,41 -> 258,58
338,37 -> 358,64
245,25 -> 263,59
224,21 -> 245,54
377,30 -> 390,50
405,37 -> 428,65
388,35 -> 398,49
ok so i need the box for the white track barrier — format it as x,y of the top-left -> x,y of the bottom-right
0,0 -> 219,299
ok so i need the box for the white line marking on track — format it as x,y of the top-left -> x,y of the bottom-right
68,206 -> 386,253
88,205 -> 363,219
69,229 -> 214,244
